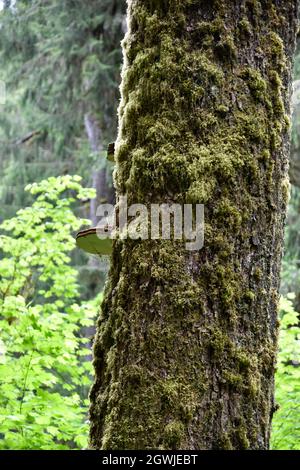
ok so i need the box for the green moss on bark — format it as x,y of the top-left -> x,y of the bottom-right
90,0 -> 298,450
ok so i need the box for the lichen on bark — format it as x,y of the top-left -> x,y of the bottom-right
89,0 -> 299,450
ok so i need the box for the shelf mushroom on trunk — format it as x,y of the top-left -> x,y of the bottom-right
76,143 -> 115,256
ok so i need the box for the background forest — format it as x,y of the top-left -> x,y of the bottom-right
0,0 -> 299,450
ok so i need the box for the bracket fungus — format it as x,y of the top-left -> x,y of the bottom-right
76,226 -> 113,256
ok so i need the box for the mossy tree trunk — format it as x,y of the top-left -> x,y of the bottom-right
89,0 -> 298,450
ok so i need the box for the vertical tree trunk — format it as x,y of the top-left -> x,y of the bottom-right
90,0 -> 298,450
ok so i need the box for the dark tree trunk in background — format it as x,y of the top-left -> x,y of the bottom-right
84,113 -> 115,228
90,0 -> 298,450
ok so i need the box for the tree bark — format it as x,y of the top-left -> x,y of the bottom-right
89,0 -> 298,450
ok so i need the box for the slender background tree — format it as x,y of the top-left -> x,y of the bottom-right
90,0 -> 299,450
0,0 -> 125,298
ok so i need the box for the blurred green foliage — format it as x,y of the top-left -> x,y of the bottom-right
0,176 -> 99,449
269,44 -> 300,450
271,296 -> 300,449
